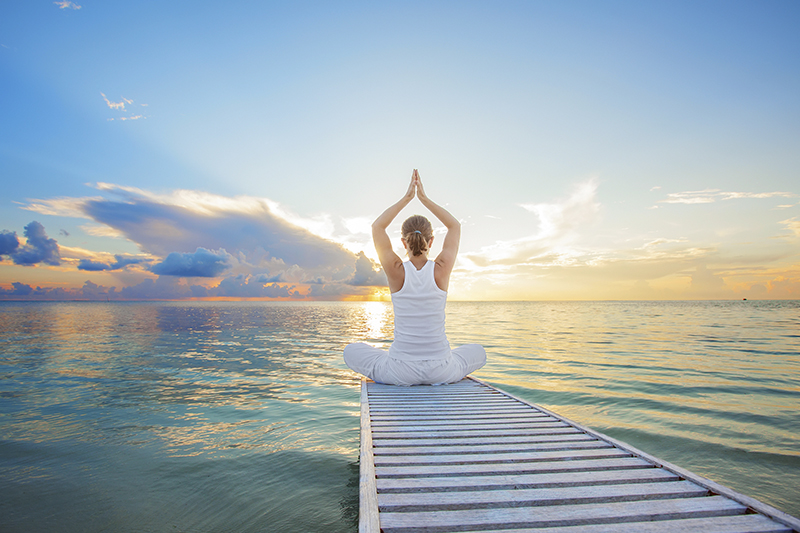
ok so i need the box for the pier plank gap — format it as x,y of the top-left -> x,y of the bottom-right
358,377 -> 800,533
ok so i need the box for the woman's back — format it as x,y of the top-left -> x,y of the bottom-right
389,260 -> 450,361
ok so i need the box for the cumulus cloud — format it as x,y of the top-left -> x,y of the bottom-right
2,221 -> 61,266
0,230 -> 19,255
660,189 -> 796,205
150,248 -> 232,277
348,251 -> 386,286
77,254 -> 147,272
214,275 -> 303,298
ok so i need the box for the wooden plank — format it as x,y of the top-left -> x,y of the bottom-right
371,425 -> 574,439
371,420 -> 563,432
376,467 -> 679,492
371,407 -> 547,415
378,495 -> 746,531
464,514 -> 793,533
358,379 -> 379,533
374,439 -> 608,455
372,433 -> 590,447
368,401 -> 526,409
373,447 -> 629,466
378,480 -> 708,510
376,456 -> 650,477
370,411 -> 551,421
371,417 -> 556,427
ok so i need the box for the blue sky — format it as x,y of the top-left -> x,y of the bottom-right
2,1 -> 799,300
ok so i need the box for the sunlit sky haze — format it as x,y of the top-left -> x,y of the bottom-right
1,1 -> 799,300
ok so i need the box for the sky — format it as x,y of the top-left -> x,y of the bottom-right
1,0 -> 799,301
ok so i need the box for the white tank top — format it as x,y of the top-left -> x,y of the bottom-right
388,260 -> 451,361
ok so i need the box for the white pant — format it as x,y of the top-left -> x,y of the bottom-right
343,343 -> 486,386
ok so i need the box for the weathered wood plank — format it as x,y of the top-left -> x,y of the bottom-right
370,411 -> 550,421
377,480 -> 708,511
378,495 -> 745,531
371,417 -> 556,427
373,447 -> 629,466
375,456 -> 649,477
359,379 -> 379,533
371,425 -> 574,439
373,439 -> 608,456
372,433 -> 590,447
376,467 -> 679,492
371,420 -> 563,432
463,514 -> 793,533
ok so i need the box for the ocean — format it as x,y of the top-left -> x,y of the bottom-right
0,300 -> 798,531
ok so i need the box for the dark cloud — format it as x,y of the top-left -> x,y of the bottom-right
0,231 -> 20,255
120,277 -> 193,300
59,229 -> 70,237
78,259 -> 112,271
78,255 -> 147,271
214,274 -> 302,298
150,248 -> 232,277
0,222 -> 60,266
8,282 -> 33,296
347,251 -> 386,286
10,221 -> 60,266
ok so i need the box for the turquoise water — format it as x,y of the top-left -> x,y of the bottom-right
1,300 -> 798,531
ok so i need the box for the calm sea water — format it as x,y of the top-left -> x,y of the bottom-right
0,300 -> 798,531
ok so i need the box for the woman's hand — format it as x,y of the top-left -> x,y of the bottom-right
403,171 -> 417,201
413,169 -> 427,201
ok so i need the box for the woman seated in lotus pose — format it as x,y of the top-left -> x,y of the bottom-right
344,169 -> 486,386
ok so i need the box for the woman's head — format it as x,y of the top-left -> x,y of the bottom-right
401,215 -> 433,257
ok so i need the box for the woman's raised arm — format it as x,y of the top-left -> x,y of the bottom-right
414,170 -> 460,291
372,172 -> 416,292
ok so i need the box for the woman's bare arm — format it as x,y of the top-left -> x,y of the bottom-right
372,173 -> 416,293
414,170 -> 460,291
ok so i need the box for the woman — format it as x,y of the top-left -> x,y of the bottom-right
344,169 -> 486,386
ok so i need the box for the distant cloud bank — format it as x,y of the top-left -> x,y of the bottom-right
1,184 -> 385,300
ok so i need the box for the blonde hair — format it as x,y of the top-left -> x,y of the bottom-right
402,215 -> 433,257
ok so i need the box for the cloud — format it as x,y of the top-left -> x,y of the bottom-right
462,178 -> 601,268
660,189 -> 796,205
518,178 -> 600,239
781,218 -> 800,238
347,252 -> 386,286
77,254 -> 147,272
120,277 -> 192,300
54,1 -> 81,9
101,93 -> 126,111
3,221 -> 61,266
150,248 -> 232,277
0,230 -> 19,255
24,184 -> 364,285
213,275 -> 302,298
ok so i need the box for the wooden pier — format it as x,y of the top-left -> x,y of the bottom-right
359,377 -> 800,533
